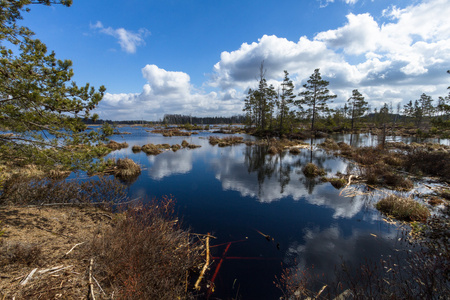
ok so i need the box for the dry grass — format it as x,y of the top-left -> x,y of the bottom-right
376,195 -> 430,222
0,205 -> 115,299
0,178 -> 205,299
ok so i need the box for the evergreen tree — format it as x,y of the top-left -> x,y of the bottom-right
418,93 -> 434,117
276,70 -> 296,134
347,89 -> 368,131
0,0 -> 108,171
243,62 -> 276,130
296,69 -> 337,132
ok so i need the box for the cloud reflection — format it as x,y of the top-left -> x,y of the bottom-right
285,224 -> 403,283
209,146 -> 368,218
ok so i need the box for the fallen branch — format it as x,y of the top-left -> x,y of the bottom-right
48,265 -> 73,275
339,175 -> 355,197
21,268 -> 38,286
23,197 -> 140,208
38,265 -> 64,274
88,258 -> 96,300
64,242 -> 86,257
194,234 -> 210,290
93,276 -> 106,296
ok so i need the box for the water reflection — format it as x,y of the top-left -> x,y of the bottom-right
147,150 -> 194,179
285,223 -> 405,288
104,127 -> 421,299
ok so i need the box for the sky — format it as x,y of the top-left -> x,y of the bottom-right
19,0 -> 450,121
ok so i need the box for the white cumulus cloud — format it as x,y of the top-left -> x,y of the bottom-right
95,64 -> 243,120
91,21 -> 150,53
97,0 -> 450,120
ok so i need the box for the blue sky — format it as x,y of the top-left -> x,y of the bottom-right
20,0 -> 450,120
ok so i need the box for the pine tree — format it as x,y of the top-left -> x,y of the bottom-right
276,70 -> 296,134
296,69 -> 337,132
0,0 -> 108,171
347,89 -> 368,131
243,62 -> 276,131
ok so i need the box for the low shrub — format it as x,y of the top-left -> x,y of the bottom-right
383,172 -> 414,191
0,175 -> 127,205
376,195 -> 430,222
0,241 -> 42,266
405,150 -> 450,182
90,197 -> 203,299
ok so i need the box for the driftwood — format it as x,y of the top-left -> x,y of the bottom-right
20,268 -> 37,286
194,234 -> 211,290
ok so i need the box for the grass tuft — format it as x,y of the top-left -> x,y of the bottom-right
376,195 -> 430,222
302,163 -> 326,178
105,140 -> 129,150
114,158 -> 141,180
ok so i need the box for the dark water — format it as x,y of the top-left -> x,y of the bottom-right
107,127 -> 413,299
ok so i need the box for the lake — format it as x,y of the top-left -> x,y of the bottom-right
104,126 -> 428,299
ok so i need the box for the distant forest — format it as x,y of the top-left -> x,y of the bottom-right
83,114 -> 246,125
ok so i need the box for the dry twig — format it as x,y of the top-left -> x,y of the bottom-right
194,235 -> 210,290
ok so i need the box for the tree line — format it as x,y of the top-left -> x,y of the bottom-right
243,63 -> 450,136
162,114 -> 245,125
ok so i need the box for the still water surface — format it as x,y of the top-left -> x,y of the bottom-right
107,127 -> 415,299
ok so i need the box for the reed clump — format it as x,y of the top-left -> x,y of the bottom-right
376,195 -> 430,222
